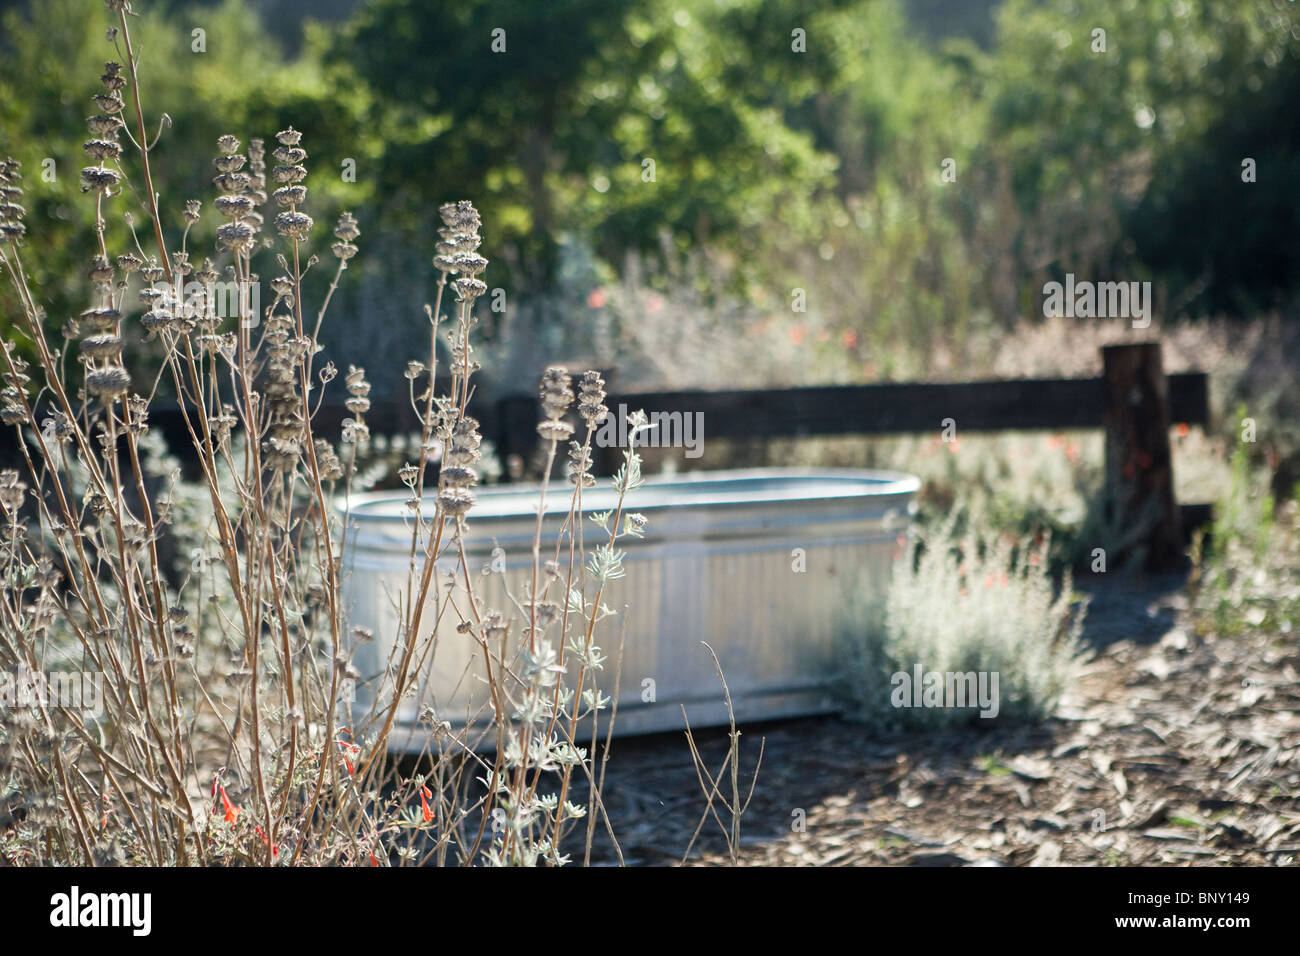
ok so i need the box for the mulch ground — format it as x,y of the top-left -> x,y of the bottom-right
577,574 -> 1300,866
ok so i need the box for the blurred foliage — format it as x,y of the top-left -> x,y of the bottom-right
0,0 -> 370,380
1190,426 -> 1299,638
988,0 -> 1300,316
3,0 -> 1299,388
336,0 -> 847,291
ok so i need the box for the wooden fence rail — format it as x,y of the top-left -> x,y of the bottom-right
0,343 -> 1209,570
495,371 -> 1208,458
495,343 -> 1208,571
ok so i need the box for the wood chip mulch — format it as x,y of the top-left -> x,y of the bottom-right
575,575 -> 1300,866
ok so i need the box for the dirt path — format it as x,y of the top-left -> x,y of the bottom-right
579,576 -> 1300,866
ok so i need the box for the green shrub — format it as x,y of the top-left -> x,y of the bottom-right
1191,432 -> 1299,638
837,508 -> 1087,729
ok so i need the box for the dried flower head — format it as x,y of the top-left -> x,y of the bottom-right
332,211 -> 360,261
83,139 -> 121,162
92,92 -> 124,114
439,200 -> 481,233
275,211 -> 313,241
140,259 -> 165,284
214,194 -> 254,219
0,469 -> 27,515
85,365 -> 131,399
217,220 -> 257,251
80,333 -> 123,360
88,255 -> 114,284
80,166 -> 120,193
452,251 -> 487,277
437,486 -> 476,516
86,115 -> 123,138
0,391 -> 26,426
539,366 -> 574,422
345,366 -> 370,396
567,441 -> 595,487
577,370 -> 609,427
334,211 -> 360,242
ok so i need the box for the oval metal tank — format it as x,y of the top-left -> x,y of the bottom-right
340,467 -> 919,751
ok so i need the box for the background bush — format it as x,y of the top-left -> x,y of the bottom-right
836,508 -> 1087,729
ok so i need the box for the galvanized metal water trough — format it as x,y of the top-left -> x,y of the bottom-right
340,467 -> 919,752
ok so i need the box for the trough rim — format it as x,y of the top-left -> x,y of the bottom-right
340,466 -> 922,523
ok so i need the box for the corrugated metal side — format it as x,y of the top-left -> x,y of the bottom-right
339,469 -> 916,751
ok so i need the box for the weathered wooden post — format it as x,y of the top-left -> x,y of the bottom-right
1101,342 -> 1183,572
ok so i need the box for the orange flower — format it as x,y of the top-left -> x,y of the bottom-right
842,329 -> 858,349
1176,422 -> 1190,438
420,785 -> 433,823
586,287 -> 607,309
789,324 -> 807,345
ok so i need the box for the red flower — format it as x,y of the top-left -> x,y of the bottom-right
337,728 -> 358,775
420,785 -> 433,823
587,288 -> 607,309
255,825 -> 279,860
217,784 -> 240,824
